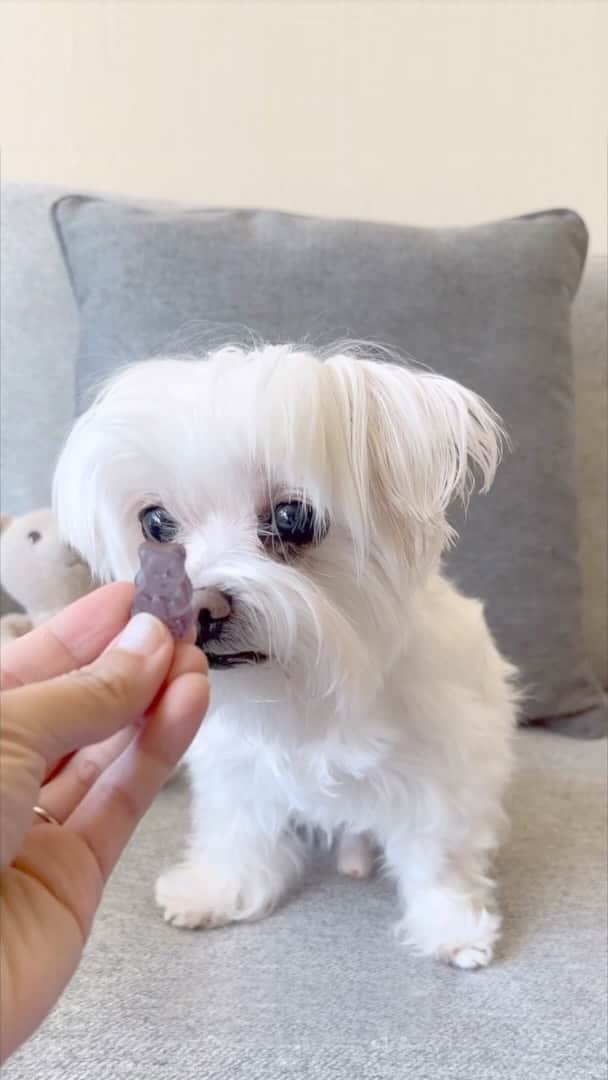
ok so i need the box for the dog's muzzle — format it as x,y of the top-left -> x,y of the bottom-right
194,588 -> 267,668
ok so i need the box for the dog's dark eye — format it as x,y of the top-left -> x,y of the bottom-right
139,505 -> 179,543
27,530 -> 41,544
270,501 -> 327,547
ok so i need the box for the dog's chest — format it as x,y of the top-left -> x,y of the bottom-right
263,735 -> 391,828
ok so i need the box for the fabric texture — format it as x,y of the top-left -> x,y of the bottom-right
0,185 -> 78,617
51,196 -> 606,733
571,256 -> 608,688
0,185 -> 78,513
4,730 -> 607,1080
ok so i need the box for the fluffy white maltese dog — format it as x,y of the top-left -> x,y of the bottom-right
54,344 -> 517,969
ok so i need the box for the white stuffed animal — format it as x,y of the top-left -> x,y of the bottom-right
0,508 -> 94,642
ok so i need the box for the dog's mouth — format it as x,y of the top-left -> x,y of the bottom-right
195,605 -> 267,668
202,650 -> 267,669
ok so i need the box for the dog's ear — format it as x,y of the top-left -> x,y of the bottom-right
53,411 -> 113,581
326,355 -> 505,562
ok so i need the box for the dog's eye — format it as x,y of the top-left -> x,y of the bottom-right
27,530 -> 42,544
270,501 -> 327,547
139,505 -> 179,543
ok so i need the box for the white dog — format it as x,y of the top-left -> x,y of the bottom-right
54,344 -> 517,969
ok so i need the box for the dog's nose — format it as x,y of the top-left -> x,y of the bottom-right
196,588 -> 232,643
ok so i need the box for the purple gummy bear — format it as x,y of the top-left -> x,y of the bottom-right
131,541 -> 195,640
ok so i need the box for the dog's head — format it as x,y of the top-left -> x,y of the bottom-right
54,345 -> 503,710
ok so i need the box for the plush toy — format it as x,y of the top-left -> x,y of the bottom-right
0,508 -> 94,642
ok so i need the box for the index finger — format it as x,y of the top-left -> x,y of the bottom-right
0,583 -> 134,690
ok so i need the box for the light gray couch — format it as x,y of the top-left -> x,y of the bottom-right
1,186 -> 607,1079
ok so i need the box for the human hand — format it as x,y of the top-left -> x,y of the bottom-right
0,583 -> 209,1061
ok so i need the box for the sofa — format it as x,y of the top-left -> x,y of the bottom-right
1,185 -> 606,1080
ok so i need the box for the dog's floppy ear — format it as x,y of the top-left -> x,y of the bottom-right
53,410 -> 114,582
326,354 -> 505,562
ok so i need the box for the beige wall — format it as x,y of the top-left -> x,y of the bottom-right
1,1 -> 606,251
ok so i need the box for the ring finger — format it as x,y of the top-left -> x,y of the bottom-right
36,725 -> 136,824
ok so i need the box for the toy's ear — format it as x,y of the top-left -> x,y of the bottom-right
0,514 -> 15,534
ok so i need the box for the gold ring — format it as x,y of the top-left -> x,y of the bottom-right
32,805 -> 61,827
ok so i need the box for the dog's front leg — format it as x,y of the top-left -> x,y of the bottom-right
155,745 -> 301,929
383,831 -> 501,969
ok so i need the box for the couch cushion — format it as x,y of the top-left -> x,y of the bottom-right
4,731 -> 607,1080
0,185 -> 79,617
572,256 -> 608,688
0,185 -> 78,513
47,198 -> 607,734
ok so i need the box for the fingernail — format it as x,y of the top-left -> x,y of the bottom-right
114,612 -> 166,656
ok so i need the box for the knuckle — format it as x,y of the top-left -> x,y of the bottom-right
97,776 -> 140,827
75,661 -> 133,712
75,754 -> 103,787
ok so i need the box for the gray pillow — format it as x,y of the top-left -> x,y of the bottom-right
52,196 -> 607,737
1,185 -> 78,514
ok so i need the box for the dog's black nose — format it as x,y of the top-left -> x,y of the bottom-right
196,588 -> 232,643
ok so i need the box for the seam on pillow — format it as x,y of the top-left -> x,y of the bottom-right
50,194 -> 102,303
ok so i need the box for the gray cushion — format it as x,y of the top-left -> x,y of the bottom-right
4,731 -> 607,1080
0,185 -> 79,618
2,185 -> 605,699
52,196 -> 607,736
572,256 -> 608,688
0,186 -> 78,513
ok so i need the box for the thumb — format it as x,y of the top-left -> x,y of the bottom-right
2,613 -> 175,771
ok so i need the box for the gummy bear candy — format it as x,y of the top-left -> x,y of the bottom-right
131,541 -> 195,639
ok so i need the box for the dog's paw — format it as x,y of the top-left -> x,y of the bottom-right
337,831 -> 375,879
155,860 -> 283,930
396,895 -> 500,971
155,863 -> 223,929
438,905 -> 500,970
443,940 -> 495,970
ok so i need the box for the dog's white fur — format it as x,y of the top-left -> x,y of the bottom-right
54,344 -> 517,969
